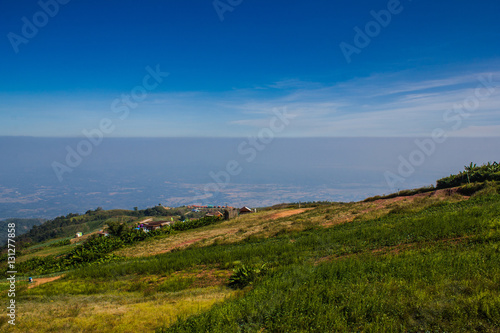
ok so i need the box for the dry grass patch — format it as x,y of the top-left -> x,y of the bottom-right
1,287 -> 237,333
313,189 -> 470,228
264,208 -> 314,220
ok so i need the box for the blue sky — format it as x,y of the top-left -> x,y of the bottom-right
1,0 -> 500,137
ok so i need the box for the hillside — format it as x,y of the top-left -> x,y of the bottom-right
1,165 -> 499,332
9,205 -> 206,250
0,218 -> 45,246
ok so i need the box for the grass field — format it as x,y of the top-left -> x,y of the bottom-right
1,184 -> 499,332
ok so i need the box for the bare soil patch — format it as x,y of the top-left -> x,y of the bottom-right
28,275 -> 62,289
265,208 -> 313,220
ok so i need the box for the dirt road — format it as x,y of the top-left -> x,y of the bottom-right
28,275 -> 62,289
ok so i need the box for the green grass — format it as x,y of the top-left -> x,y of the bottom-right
2,188 -> 499,332
2,287 -> 237,333
68,194 -> 498,280
162,194 -> 499,332
163,241 -> 500,332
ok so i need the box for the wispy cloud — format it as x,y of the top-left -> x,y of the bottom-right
1,64 -> 499,137
220,68 -> 500,137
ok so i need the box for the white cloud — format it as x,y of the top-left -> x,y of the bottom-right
2,65 -> 500,137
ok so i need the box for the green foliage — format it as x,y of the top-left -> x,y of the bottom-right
141,205 -> 187,217
54,194 -> 500,332
9,181 -> 500,332
170,216 -> 221,232
364,162 -> 500,202
228,263 -> 267,289
69,194 -> 500,281
14,216 -> 223,276
106,221 -> 127,237
437,161 -> 500,189
0,218 -> 45,246
158,195 -> 500,332
164,243 -> 500,332
14,209 -> 135,247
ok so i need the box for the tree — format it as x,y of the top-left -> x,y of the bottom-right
106,221 -> 126,237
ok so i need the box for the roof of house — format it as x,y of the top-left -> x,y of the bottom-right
206,211 -> 223,217
240,206 -> 253,212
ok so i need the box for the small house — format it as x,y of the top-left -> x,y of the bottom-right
75,232 -> 83,238
205,211 -> 223,218
239,207 -> 253,214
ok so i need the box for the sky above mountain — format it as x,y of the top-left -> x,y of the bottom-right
1,0 -> 500,137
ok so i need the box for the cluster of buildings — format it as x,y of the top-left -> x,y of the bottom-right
76,205 -> 257,237
135,206 -> 256,231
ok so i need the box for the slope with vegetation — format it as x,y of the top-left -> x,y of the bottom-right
0,218 -> 45,246
1,163 -> 499,332
11,205 -> 197,248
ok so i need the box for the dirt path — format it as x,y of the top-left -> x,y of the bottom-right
266,208 -> 313,220
28,275 -> 62,289
322,187 -> 470,228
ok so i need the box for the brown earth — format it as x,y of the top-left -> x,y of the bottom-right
28,275 -> 63,289
321,187 -> 469,227
265,208 -> 314,220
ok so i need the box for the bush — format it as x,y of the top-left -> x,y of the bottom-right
437,162 -> 500,189
228,263 -> 267,289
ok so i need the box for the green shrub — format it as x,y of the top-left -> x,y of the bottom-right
228,263 -> 267,289
437,162 -> 500,189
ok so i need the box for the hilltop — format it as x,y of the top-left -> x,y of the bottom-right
1,163 -> 500,332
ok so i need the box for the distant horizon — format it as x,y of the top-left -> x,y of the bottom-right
1,137 -> 499,220
3,135 -> 500,139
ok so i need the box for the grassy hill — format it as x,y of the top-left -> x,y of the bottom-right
11,205 -> 202,249
0,218 -> 45,246
1,165 -> 499,332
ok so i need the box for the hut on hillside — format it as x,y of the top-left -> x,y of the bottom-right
239,206 -> 253,214
205,211 -> 223,218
